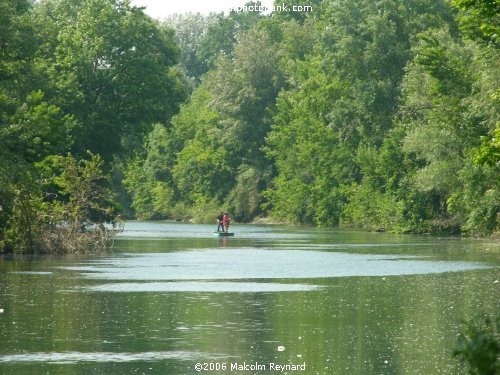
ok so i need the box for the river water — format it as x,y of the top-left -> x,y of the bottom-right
0,222 -> 498,374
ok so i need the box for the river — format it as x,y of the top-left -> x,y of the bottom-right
0,222 -> 498,374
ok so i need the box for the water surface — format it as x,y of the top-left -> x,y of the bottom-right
0,222 -> 498,374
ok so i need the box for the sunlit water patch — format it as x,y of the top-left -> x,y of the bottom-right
86,281 -> 323,293
61,249 -> 492,281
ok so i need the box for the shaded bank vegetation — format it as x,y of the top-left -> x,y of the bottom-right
0,0 -> 498,252
454,314 -> 499,375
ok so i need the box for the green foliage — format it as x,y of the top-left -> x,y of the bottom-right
258,0 -> 499,235
452,0 -> 500,45
34,0 -> 183,161
197,2 -> 265,70
448,163 -> 499,235
0,0 -> 35,74
37,152 -> 119,253
0,166 -> 45,253
170,87 -> 220,150
173,132 -> 233,204
127,20 -> 284,221
474,124 -> 500,167
207,27 -> 283,163
122,123 -> 177,219
1,90 -> 75,163
188,199 -> 223,224
163,13 -> 218,85
128,0 -> 497,234
122,158 -> 154,218
47,152 -> 116,224
342,182 -> 404,231
0,152 -> 118,253
0,0 -> 164,252
123,87 -> 223,219
227,165 -> 265,222
265,56 -> 349,225
398,28 -> 498,234
264,0 -> 460,228
454,315 -> 499,375
1,0 -> 497,239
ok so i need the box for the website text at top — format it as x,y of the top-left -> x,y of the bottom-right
230,3 -> 313,13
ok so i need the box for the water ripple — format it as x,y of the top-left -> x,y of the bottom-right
0,350 -> 210,363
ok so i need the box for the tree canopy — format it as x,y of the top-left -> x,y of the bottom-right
1,0 -> 498,254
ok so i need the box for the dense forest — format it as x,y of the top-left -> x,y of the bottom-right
0,0 -> 498,253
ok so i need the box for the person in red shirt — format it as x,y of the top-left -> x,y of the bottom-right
222,212 -> 230,233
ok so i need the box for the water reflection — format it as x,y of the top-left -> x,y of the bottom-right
0,223 -> 498,375
62,249 -> 491,281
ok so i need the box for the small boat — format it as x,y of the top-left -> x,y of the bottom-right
212,232 -> 234,237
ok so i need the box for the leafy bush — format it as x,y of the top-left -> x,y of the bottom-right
454,315 -> 499,375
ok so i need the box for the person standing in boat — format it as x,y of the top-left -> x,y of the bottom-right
216,213 -> 224,232
222,212 -> 230,233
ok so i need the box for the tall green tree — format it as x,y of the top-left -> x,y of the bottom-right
34,0 -> 183,161
1,0 -> 185,252
452,0 -> 500,45
126,21 -> 284,221
197,2 -> 265,70
265,0 -> 458,226
402,10 -> 498,234
164,12 -> 218,86
123,123 -> 178,219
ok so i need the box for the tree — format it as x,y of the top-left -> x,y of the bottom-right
0,165 -> 44,253
34,0 -> 183,161
452,0 -> 500,45
394,26 -> 498,234
37,152 -> 119,253
1,152 -> 118,253
173,130 -> 233,205
127,20 -> 285,221
123,123 -> 177,219
163,12 -> 218,85
265,0 -> 458,226
208,27 -> 283,165
1,90 -> 75,163
197,2 -> 265,70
